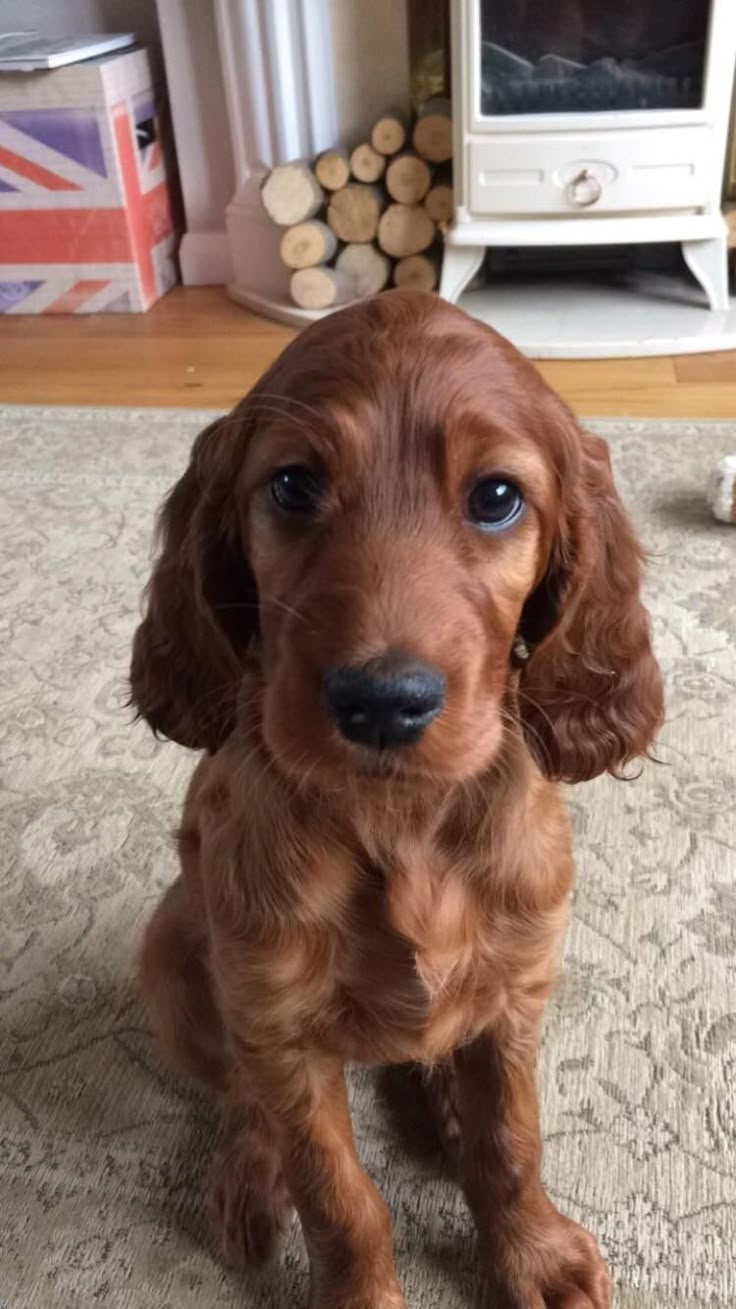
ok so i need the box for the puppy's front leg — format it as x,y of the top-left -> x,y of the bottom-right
242,1053 -> 405,1309
453,1024 -> 610,1309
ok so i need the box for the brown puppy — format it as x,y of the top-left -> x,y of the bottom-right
131,291 -> 663,1309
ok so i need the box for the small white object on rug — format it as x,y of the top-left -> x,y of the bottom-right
708,454 -> 736,522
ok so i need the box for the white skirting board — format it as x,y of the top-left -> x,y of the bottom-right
179,233 -> 232,287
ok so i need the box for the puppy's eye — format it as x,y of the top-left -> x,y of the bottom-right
270,465 -> 322,515
467,477 -> 524,532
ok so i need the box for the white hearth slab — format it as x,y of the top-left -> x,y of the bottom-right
459,271 -> 736,358
228,284 -> 330,329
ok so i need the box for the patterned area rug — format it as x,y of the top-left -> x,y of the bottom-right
1,405 -> 734,1309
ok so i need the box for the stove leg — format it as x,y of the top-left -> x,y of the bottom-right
439,245 -> 486,304
682,235 -> 731,312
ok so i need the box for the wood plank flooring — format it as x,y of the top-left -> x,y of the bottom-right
0,286 -> 734,417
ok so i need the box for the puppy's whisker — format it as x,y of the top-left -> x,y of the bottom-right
499,704 -> 553,778
214,598 -> 311,627
249,392 -> 327,423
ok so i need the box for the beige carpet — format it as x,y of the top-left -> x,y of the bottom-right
1,405 -> 734,1309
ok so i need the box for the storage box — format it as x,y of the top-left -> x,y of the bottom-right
0,47 -> 178,312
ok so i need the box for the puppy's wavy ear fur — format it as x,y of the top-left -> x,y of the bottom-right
130,416 -> 256,752
519,429 -> 663,783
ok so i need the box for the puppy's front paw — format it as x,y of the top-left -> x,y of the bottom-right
489,1209 -> 610,1309
208,1120 -> 292,1269
309,1281 -> 407,1309
309,1259 -> 407,1309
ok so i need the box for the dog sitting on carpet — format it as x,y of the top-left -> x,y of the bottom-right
130,291 -> 663,1309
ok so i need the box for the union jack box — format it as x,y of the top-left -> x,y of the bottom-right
0,48 -> 178,313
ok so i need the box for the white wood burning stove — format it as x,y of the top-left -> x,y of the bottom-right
441,0 -> 736,314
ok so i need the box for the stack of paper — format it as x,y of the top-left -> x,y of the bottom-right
0,32 -> 136,73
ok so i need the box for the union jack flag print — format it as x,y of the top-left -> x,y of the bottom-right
0,50 -> 177,313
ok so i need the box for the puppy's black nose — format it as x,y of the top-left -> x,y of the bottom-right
323,655 -> 445,750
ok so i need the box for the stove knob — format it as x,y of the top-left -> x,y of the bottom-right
569,168 -> 602,207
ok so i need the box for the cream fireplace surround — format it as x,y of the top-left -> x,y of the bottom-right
157,0 -> 736,354
155,0 -> 408,314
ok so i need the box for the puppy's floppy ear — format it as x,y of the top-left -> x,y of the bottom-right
519,429 -> 663,783
130,415 -> 257,751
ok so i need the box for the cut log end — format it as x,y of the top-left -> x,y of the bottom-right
327,184 -> 382,243
413,101 -> 453,164
261,162 -> 324,227
336,243 -> 391,297
279,220 -> 338,270
315,148 -> 350,192
290,267 -> 357,311
393,253 -> 439,293
371,115 -> 406,156
377,203 -> 436,258
350,143 -> 386,184
424,184 -> 454,226
385,152 -> 432,205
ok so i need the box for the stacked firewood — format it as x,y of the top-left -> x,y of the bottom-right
260,100 -> 453,310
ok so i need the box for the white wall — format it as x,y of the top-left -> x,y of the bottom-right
155,1 -> 234,241
329,0 -> 410,144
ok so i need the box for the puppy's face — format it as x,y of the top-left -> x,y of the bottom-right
131,292 -> 662,787
239,328 -> 555,786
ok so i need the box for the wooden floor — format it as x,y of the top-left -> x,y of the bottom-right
1,286 -> 735,417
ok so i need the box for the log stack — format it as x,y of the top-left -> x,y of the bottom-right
260,99 -> 454,311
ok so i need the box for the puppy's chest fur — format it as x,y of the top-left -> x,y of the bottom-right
199,759 -> 571,1064
330,830 -> 557,1064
